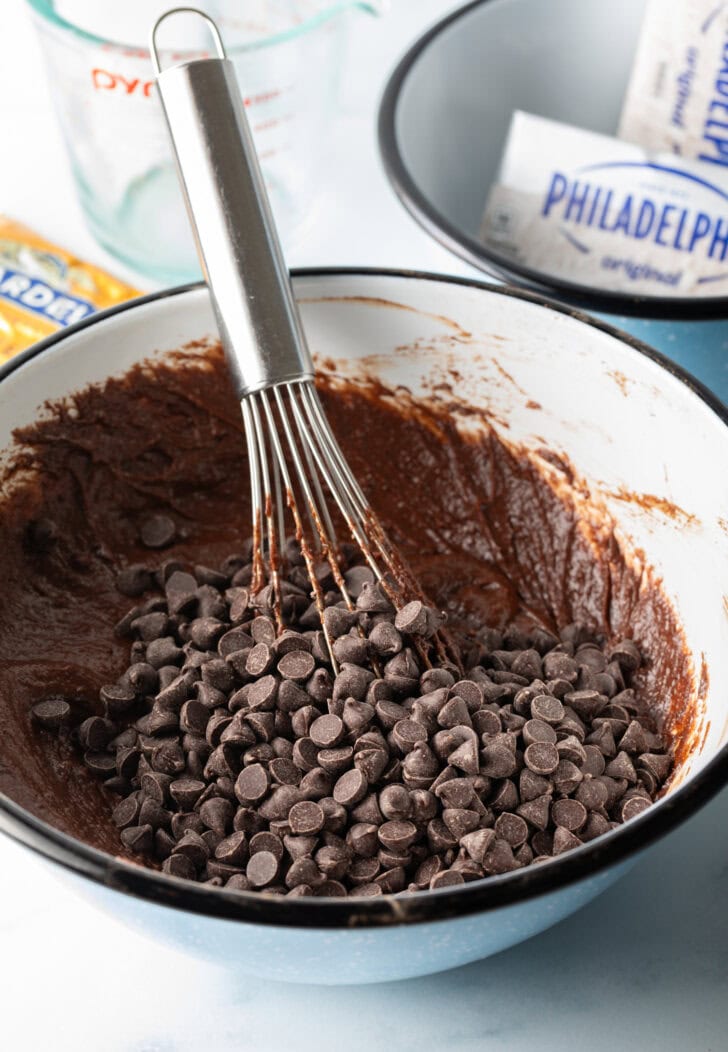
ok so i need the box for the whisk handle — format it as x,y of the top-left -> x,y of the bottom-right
151,10 -> 314,397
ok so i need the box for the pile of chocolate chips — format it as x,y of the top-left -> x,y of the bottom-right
33,530 -> 673,897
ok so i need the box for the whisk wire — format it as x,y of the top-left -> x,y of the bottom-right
247,393 -> 283,625
288,384 -> 339,553
271,383 -> 355,613
284,383 -> 359,610
240,397 -> 265,591
292,385 -> 386,587
302,384 -> 371,512
300,384 -> 413,601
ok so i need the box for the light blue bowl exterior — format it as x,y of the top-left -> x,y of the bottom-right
54,857 -> 634,984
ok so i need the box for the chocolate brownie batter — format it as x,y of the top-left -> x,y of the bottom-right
0,344 -> 696,856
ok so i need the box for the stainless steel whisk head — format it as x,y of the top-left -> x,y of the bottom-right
151,8 -> 448,668
240,379 -> 414,641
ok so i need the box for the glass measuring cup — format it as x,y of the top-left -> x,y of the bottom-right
26,1 -> 382,284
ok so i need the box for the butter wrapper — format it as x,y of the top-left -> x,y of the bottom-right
480,111 -> 728,297
0,217 -> 140,364
618,0 -> 728,167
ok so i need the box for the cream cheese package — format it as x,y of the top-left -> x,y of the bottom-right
618,0 -> 728,167
479,111 -> 728,297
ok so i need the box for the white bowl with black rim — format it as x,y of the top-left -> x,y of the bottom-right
378,0 -> 728,395
0,269 -> 727,984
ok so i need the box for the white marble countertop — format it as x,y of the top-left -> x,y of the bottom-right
1,1 -> 727,1048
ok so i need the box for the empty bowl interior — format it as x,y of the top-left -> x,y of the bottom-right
0,273 -> 725,857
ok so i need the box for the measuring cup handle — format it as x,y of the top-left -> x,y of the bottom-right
152,10 -> 314,398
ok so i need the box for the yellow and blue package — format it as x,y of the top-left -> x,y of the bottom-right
0,216 -> 140,363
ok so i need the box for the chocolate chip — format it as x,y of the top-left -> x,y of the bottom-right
169,778 -> 205,810
152,740 -> 185,775
310,714 -> 345,748
494,812 -> 529,847
530,694 -> 564,724
146,637 -> 184,670
140,770 -> 172,804
552,826 -> 583,855
347,822 -> 379,857
140,514 -> 177,549
437,696 -> 471,729
551,798 -> 588,832
638,752 -> 672,782
556,735 -> 587,766
483,839 -> 518,874
551,759 -> 583,795
605,751 -> 637,783
543,652 -> 578,682
84,751 -> 118,777
448,736 -> 480,776
246,850 -> 279,887
350,791 -> 384,825
132,611 -> 169,642
565,690 -> 606,721
459,828 -> 495,864
517,794 -> 552,831
333,662 -> 374,702
278,650 -> 316,682
31,697 -> 72,730
442,808 -> 479,839
139,796 -> 171,830
341,565 -> 374,598
378,820 -> 418,851
199,797 -> 234,835
333,633 -> 369,666
235,764 -> 269,805
112,795 -> 141,829
356,582 -> 393,614
314,879 -> 347,897
100,684 -> 137,716
117,564 -> 154,597
214,831 -> 248,867
480,743 -> 518,779
160,853 -> 195,880
522,718 -> 557,746
121,824 -> 154,855
609,639 -> 641,673
368,621 -> 403,657
434,777 -> 474,809
333,769 -> 368,807
392,718 -> 428,753
378,784 -> 411,820
394,601 -> 428,636
430,868 -> 465,889
245,643 -> 273,677
524,741 -> 559,775
258,785 -> 305,822
288,800 -> 325,835
128,662 -> 159,694
619,795 -> 651,821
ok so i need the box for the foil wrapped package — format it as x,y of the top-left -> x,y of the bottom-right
0,217 -> 139,363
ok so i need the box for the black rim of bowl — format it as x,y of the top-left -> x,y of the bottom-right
378,0 -> 728,321
1,268 -> 727,930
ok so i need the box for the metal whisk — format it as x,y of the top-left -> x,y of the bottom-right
151,9 -> 446,668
